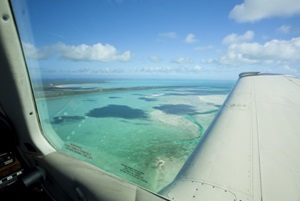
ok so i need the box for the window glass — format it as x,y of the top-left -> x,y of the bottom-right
13,0 -> 300,193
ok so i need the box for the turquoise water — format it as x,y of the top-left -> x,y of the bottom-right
35,79 -> 233,192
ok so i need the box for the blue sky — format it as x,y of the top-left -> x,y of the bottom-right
12,0 -> 300,80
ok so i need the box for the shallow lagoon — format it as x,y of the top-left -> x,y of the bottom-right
35,79 -> 234,192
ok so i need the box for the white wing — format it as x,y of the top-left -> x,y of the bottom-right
161,73 -> 300,201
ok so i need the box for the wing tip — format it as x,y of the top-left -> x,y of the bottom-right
239,72 -> 261,78
238,72 -> 296,79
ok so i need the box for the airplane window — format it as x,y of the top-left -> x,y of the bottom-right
10,0 -> 243,193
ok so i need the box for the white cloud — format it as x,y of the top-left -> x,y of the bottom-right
22,42 -> 131,62
139,65 -> 203,74
219,37 -> 300,66
222,30 -> 254,45
190,65 -> 203,72
185,33 -> 198,44
56,43 -> 131,62
194,45 -> 214,51
140,66 -> 173,73
23,42 -> 52,60
158,32 -> 177,39
173,57 -> 193,64
283,65 -> 298,72
149,56 -> 162,62
277,25 -> 291,34
229,0 -> 300,23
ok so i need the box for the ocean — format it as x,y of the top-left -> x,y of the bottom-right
34,78 -> 234,193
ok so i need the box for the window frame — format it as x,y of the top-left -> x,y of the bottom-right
0,0 -> 55,157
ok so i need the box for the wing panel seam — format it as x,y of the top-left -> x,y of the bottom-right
253,77 -> 263,201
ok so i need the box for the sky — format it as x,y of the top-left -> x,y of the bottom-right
12,0 -> 300,80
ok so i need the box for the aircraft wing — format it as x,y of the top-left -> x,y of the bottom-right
160,73 -> 300,201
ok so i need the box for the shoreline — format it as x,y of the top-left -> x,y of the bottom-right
33,85 -> 208,100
